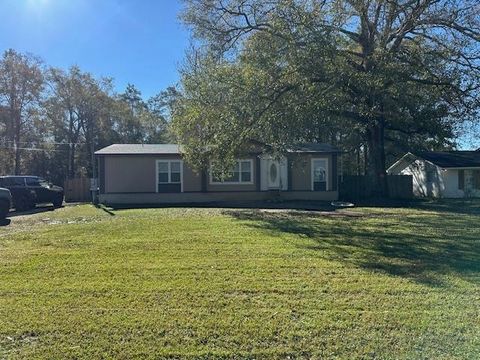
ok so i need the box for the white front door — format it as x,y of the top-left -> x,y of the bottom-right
260,156 -> 287,191
267,160 -> 281,189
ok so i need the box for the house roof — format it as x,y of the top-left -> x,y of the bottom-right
95,144 -> 182,155
288,143 -> 341,153
387,150 -> 480,174
415,151 -> 480,168
95,143 -> 340,156
387,151 -> 480,172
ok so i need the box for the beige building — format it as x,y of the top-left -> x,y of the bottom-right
95,143 -> 340,206
387,151 -> 480,198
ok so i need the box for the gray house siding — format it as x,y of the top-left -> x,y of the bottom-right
104,156 -> 157,193
183,165 -> 203,192
290,154 -> 334,191
97,150 -> 339,204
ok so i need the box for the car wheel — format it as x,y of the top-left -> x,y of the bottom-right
15,196 -> 33,212
53,195 -> 63,208
0,200 -> 9,219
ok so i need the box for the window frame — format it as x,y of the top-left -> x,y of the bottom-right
155,160 -> 183,193
311,158 -> 329,191
209,159 -> 254,185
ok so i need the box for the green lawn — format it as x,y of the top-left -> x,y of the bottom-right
0,201 -> 479,359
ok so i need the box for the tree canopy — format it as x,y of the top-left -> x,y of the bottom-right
173,0 -> 480,196
0,50 -> 174,184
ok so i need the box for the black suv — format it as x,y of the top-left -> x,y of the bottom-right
0,176 -> 64,211
0,187 -> 12,219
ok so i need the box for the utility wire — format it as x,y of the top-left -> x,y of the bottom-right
1,140 -> 86,146
0,146 -> 68,152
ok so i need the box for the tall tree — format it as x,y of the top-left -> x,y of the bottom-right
120,83 -> 145,115
0,49 -> 44,174
145,86 -> 180,142
46,66 -> 113,179
113,85 -> 174,144
175,0 -> 480,196
114,84 -> 146,143
47,66 -> 85,179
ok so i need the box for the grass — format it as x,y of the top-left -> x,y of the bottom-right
0,201 -> 479,359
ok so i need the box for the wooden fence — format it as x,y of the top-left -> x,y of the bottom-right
64,178 -> 91,203
339,175 -> 413,200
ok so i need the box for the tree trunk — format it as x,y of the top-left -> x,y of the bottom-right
69,143 -> 76,179
14,140 -> 21,175
363,144 -> 368,176
85,124 -> 93,178
67,111 -> 74,179
14,115 -> 21,175
366,123 -> 388,198
356,147 -> 361,176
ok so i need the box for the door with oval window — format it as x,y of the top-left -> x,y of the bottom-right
267,160 -> 280,189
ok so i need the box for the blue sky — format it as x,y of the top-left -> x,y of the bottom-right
0,0 -> 189,98
0,0 -> 477,148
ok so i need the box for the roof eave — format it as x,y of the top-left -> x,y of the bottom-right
438,166 -> 480,170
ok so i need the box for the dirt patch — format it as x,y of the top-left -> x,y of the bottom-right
1,331 -> 39,355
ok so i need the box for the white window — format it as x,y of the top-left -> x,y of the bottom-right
210,159 -> 254,184
156,160 -> 183,193
311,158 -> 329,191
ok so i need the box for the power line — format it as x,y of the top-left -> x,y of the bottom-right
0,146 -> 68,152
1,140 -> 86,146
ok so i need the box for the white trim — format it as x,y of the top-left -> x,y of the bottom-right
311,157 -> 329,191
155,160 -> 184,193
386,152 -> 416,174
209,159 -> 254,185
440,167 -> 480,170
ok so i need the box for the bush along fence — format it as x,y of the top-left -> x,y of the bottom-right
339,175 -> 413,201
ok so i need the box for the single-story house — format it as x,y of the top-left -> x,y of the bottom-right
387,150 -> 480,198
95,143 -> 340,205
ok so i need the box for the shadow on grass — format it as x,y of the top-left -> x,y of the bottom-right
94,204 -> 116,216
352,198 -> 480,216
225,208 -> 480,287
415,198 -> 480,215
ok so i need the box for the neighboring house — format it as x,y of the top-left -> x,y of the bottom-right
387,151 -> 480,198
95,143 -> 340,205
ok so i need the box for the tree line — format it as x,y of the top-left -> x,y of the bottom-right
0,49 -> 176,185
